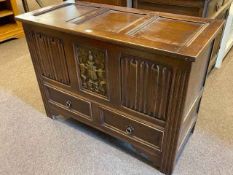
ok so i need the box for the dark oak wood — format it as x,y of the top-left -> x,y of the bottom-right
16,2 -> 224,175
77,0 -> 127,6
132,0 -> 232,73
132,0 -> 231,18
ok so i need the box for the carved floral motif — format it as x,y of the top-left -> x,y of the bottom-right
76,46 -> 107,96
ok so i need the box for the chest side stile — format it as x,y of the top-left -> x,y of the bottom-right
23,25 -> 54,117
160,60 -> 192,175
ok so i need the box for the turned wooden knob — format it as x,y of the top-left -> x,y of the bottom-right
65,100 -> 72,109
126,126 -> 134,135
215,3 -> 221,11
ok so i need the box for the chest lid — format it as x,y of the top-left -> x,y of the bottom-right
16,1 -> 224,61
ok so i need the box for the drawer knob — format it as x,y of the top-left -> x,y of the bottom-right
216,3 -> 221,11
65,100 -> 72,109
126,126 -> 134,135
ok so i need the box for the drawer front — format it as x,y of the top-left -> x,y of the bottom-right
136,0 -> 203,7
207,6 -> 228,73
206,0 -> 224,18
134,0 -> 201,16
207,31 -> 223,73
46,86 -> 92,119
211,29 -> 224,58
99,107 -> 164,151
78,0 -> 125,6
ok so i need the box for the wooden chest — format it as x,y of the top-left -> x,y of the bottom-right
16,2 -> 224,175
132,0 -> 232,73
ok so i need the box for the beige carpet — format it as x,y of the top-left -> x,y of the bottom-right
0,1 -> 233,174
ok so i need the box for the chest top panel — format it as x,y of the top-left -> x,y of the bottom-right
16,1 -> 224,60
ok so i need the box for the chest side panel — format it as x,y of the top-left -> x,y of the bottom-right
26,31 -> 70,85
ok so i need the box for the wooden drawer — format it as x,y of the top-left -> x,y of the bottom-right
207,4 -> 227,73
78,0 -> 126,6
45,86 -> 92,120
136,0 -> 203,7
207,32 -> 223,73
134,0 -> 202,16
206,0 -> 225,18
99,107 -> 164,151
212,31 -> 223,58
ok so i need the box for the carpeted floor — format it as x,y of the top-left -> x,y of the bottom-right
0,1 -> 233,175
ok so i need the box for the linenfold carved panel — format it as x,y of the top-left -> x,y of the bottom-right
26,31 -> 70,85
75,45 -> 107,97
121,55 -> 172,121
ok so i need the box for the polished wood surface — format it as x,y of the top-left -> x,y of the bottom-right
0,0 -> 23,42
16,2 -> 224,175
132,0 -> 233,73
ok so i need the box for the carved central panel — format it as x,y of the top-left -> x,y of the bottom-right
75,45 -> 107,97
121,55 -> 172,121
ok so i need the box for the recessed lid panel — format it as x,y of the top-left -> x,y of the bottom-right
129,17 -> 206,46
35,4 -> 98,21
74,10 -> 145,33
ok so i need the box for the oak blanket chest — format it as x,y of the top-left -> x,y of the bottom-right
16,2 -> 224,175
